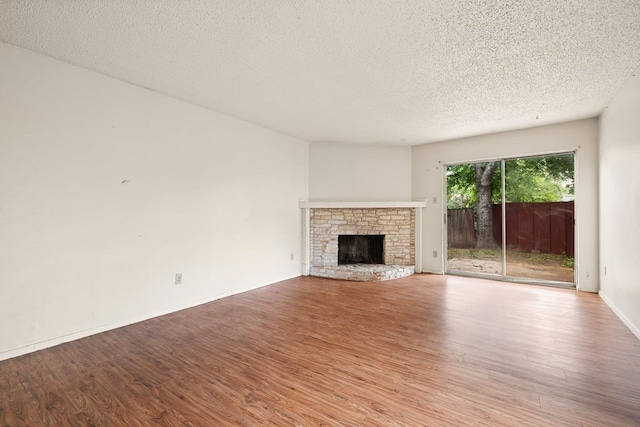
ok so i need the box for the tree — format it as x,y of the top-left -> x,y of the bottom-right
475,162 -> 499,249
447,154 -> 574,249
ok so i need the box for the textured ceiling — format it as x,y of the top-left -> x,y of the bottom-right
1,1 -> 640,145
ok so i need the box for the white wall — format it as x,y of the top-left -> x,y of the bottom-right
0,43 -> 309,360
412,119 -> 599,292
309,143 -> 412,200
599,69 -> 640,338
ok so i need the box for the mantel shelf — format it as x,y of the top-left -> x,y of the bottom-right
299,200 -> 427,209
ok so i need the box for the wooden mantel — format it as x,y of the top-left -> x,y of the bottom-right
299,200 -> 427,209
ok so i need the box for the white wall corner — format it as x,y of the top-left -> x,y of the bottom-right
599,290 -> 640,341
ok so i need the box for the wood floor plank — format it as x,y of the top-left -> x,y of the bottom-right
1,274 -> 639,426
0,389 -> 46,427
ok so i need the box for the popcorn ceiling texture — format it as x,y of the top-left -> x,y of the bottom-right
1,1 -> 639,144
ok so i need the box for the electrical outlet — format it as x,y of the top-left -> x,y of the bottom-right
290,253 -> 294,260
433,250 -> 438,258
175,273 -> 182,285
432,197 -> 438,204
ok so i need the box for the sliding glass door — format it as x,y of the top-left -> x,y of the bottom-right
446,153 -> 575,286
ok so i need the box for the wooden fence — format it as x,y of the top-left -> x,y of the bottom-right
447,208 -> 477,248
447,201 -> 574,257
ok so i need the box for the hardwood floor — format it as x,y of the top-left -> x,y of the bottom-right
1,274 -> 639,426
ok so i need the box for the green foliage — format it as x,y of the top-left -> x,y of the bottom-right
447,154 -> 574,208
446,163 -> 477,208
504,156 -> 573,203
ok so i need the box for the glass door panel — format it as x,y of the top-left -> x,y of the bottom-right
503,154 -> 575,283
446,162 -> 504,277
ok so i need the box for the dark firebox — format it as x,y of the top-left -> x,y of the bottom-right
338,235 -> 384,265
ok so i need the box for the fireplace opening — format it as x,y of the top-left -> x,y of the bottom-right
338,235 -> 384,265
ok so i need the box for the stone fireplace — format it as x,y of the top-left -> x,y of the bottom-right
299,201 -> 426,281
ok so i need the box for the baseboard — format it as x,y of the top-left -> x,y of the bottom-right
0,274 -> 300,362
421,269 -> 445,275
599,290 -> 640,340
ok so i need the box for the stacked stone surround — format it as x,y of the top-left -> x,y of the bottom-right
310,208 -> 415,278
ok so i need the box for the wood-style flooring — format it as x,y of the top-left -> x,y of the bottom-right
1,274 -> 639,426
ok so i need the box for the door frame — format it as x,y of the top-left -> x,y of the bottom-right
443,150 -> 577,288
